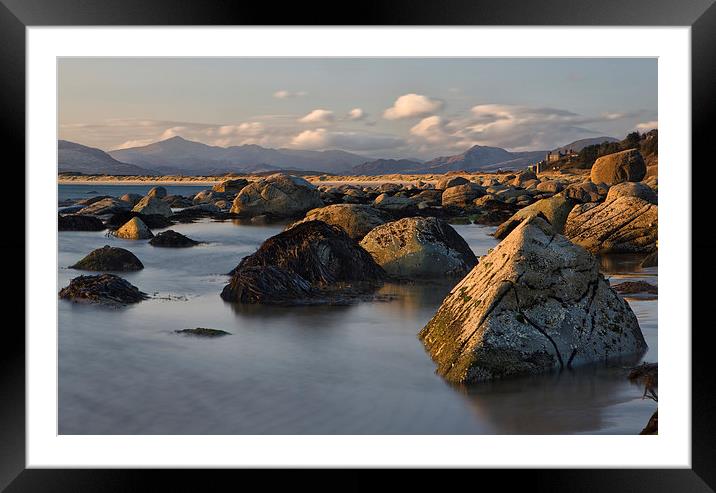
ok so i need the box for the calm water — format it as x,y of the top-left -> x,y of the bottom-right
58,186 -> 657,435
59,183 -> 211,202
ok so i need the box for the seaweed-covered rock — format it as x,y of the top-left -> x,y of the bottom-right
132,196 -> 173,217
287,204 -> 390,241
70,245 -> 144,271
590,149 -> 646,185
565,196 -> 657,254
493,195 -> 574,239
175,328 -> 231,337
58,214 -> 106,231
230,174 -> 322,218
149,230 -> 199,247
114,217 -> 154,240
419,216 -> 647,384
359,216 -> 477,280
221,220 -> 384,304
59,274 -> 147,305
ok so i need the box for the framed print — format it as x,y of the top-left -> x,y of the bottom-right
3,0 -> 714,490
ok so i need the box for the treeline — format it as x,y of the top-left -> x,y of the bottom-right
570,129 -> 658,169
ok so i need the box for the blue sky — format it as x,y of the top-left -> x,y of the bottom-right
58,58 -> 657,159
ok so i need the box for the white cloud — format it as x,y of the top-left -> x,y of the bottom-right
410,116 -> 451,144
273,90 -> 307,99
347,108 -> 366,120
636,120 -> 658,131
383,93 -> 444,120
298,109 -> 335,124
291,128 -> 404,151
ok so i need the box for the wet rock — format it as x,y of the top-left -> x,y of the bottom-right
360,216 -> 477,280
612,281 -> 658,295
590,149 -> 646,185
70,245 -> 144,271
132,196 -> 173,217
149,230 -> 200,247
287,204 -> 390,241
565,196 -> 657,254
114,217 -> 154,240
175,328 -> 231,337
640,411 -> 658,435
419,216 -> 647,384
493,195 -> 575,239
230,174 -> 322,218
59,274 -> 147,305
221,220 -> 385,305
58,214 -> 106,231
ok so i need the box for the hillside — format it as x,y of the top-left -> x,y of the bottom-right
58,140 -> 153,175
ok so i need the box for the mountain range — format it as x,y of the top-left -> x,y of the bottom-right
58,135 -> 618,176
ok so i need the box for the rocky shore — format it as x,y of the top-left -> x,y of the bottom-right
59,146 -> 658,423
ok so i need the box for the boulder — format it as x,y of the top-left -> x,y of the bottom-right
511,170 -> 538,187
149,230 -> 200,247
419,216 -> 647,383
441,183 -> 485,208
288,204 -> 390,241
78,197 -> 131,216
493,195 -> 575,239
162,195 -> 194,208
359,217 -> 477,280
436,176 -> 469,190
114,217 -> 154,240
193,189 -> 225,205
77,195 -> 113,206
565,196 -> 657,254
564,181 -> 602,203
230,174 -> 323,218
605,181 -> 657,204
212,178 -> 248,193
132,196 -> 173,217
147,186 -> 167,199
590,149 -> 646,185
119,193 -> 143,206
373,193 -> 414,211
221,221 -> 385,304
58,214 -> 105,231
535,180 -> 564,194
105,211 -> 173,230
175,328 -> 231,337
59,274 -> 147,305
70,245 -> 144,271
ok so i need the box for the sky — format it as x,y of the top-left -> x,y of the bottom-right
58,58 -> 657,159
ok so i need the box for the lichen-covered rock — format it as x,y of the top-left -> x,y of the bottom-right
230,174 -> 322,218
70,245 -> 144,271
360,217 -> 477,280
59,274 -> 147,305
212,178 -> 248,193
287,204 -> 390,241
605,181 -> 657,204
58,214 -> 106,231
114,217 -> 154,240
149,230 -> 199,247
221,220 -> 384,305
565,196 -> 657,254
590,149 -> 646,185
132,196 -> 173,217
493,195 -> 574,239
419,216 -> 647,384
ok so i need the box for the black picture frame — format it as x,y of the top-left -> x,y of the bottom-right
3,0 -> 713,490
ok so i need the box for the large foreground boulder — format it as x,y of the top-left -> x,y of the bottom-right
493,195 -> 574,239
132,196 -> 173,217
58,214 -> 105,231
59,274 -> 147,305
114,217 -> 154,240
419,217 -> 647,383
565,196 -> 657,254
230,174 -> 322,218
70,245 -> 144,271
359,217 -> 477,280
287,204 -> 390,241
590,149 -> 646,185
221,220 -> 385,304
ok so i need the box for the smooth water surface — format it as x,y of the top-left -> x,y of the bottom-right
58,187 -> 657,435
